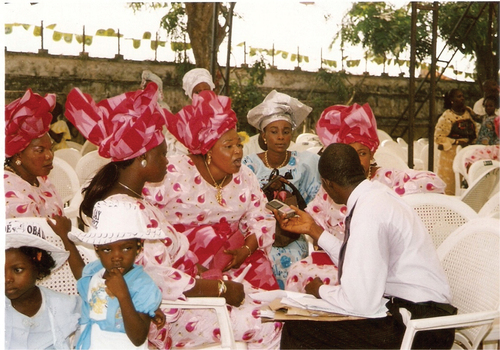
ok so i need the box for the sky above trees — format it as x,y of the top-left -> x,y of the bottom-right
2,1 -> 475,79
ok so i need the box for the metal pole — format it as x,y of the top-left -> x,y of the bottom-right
82,26 -> 86,53
408,2 -> 417,169
428,2 -> 439,171
297,46 -> 300,68
272,43 -> 275,67
210,2 -> 218,76
41,21 -> 44,50
118,29 -> 121,55
244,41 -> 247,65
224,2 -> 235,96
155,31 -> 158,61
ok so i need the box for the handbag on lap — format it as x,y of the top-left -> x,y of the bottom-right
262,169 -> 307,248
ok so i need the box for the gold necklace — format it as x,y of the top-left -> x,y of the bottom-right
4,164 -> 38,187
204,161 -> 227,205
118,181 -> 143,198
264,151 -> 289,169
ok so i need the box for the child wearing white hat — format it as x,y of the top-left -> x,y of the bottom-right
5,218 -> 81,350
58,199 -> 167,350
182,68 -> 216,99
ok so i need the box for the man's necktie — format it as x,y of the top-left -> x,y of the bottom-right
337,205 -> 355,282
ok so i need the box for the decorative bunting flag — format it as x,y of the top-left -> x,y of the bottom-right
53,31 -> 62,41
63,33 -> 73,43
170,42 -> 191,51
3,22 -> 475,78
346,59 -> 360,67
75,35 -> 93,45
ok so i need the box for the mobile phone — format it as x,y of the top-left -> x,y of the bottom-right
266,199 -> 296,219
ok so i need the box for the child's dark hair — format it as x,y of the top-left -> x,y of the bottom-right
18,246 -> 56,280
80,159 -> 134,220
444,89 -> 461,110
483,95 -> 499,108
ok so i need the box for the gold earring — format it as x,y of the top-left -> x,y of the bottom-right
207,153 -> 212,165
15,159 -> 21,166
141,159 -> 147,168
263,139 -> 267,144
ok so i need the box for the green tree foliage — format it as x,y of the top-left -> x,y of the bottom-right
337,2 -> 498,82
229,57 -> 267,134
336,3 -> 431,70
438,2 -> 498,83
130,2 -> 232,70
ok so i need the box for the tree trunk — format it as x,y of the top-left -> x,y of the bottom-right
185,3 -> 229,70
473,45 -> 498,87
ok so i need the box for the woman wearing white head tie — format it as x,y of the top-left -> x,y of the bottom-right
182,68 -> 216,99
242,90 -> 321,289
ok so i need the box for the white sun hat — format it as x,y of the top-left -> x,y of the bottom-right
69,199 -> 167,245
5,218 -> 70,271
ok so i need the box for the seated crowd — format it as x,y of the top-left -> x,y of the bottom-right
5,69 -> 496,350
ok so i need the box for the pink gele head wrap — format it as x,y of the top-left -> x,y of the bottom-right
64,82 -> 169,161
166,90 -> 237,155
5,89 -> 56,157
316,103 -> 379,153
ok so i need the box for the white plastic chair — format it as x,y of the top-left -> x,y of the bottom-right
295,133 -> 320,144
66,141 -> 83,152
483,318 -> 500,349
374,148 -> 410,170
306,145 -> 323,155
6,217 -> 97,295
452,145 -> 488,196
403,193 -> 478,248
397,137 -> 408,150
419,143 -> 440,171
161,298 -> 247,350
467,160 -> 500,187
290,140 -> 322,152
461,167 -> 500,213
48,157 -> 80,206
414,138 -> 428,157
377,129 -> 393,143
478,194 -> 500,219
80,139 -> 98,156
400,218 -> 500,350
54,148 -> 81,170
380,139 -> 408,162
75,150 -> 111,186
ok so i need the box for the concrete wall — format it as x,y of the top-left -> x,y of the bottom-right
5,50 -> 481,141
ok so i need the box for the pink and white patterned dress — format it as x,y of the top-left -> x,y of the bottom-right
285,167 -> 446,293
464,145 -> 499,170
143,155 -> 282,349
4,171 -> 64,218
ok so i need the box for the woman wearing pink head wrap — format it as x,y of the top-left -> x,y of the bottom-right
4,89 -> 71,233
144,90 -> 282,349
285,103 -> 446,293
63,83 -> 244,349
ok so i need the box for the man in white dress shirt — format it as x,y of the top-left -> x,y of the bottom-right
277,143 -> 457,349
